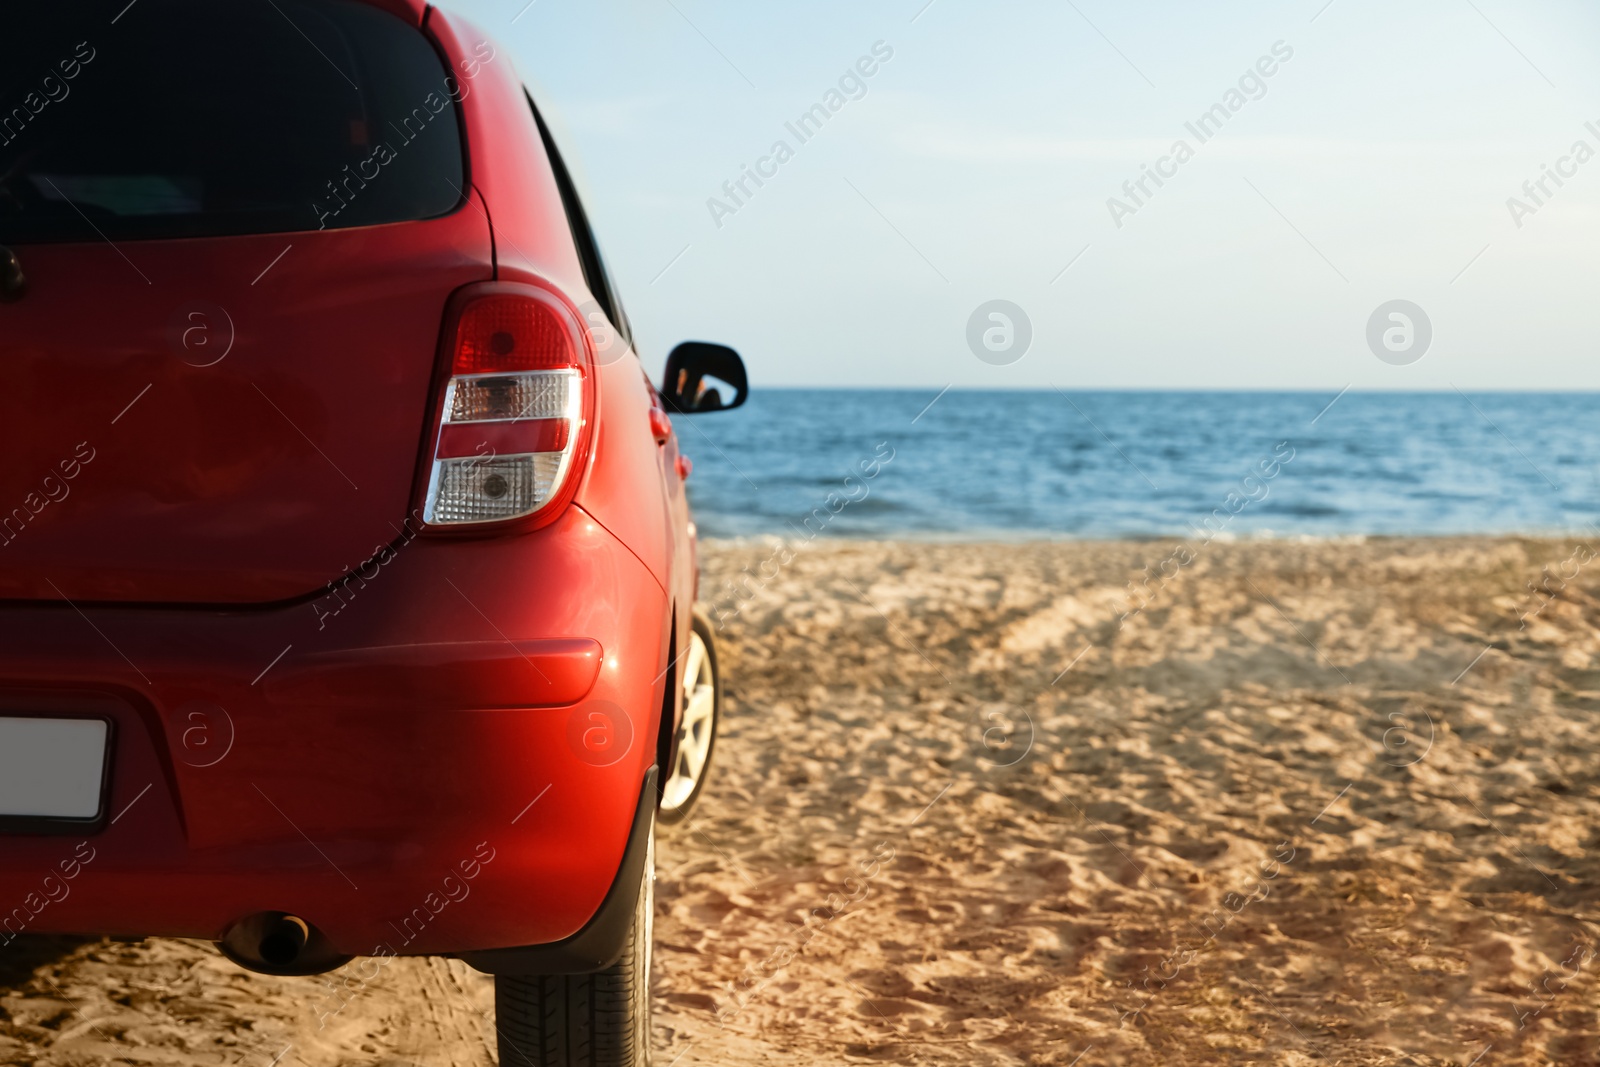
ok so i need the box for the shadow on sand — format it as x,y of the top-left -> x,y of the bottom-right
0,935 -> 93,991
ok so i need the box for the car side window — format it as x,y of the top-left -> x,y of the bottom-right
526,90 -> 632,349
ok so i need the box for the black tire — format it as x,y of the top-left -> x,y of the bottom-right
657,611 -> 721,825
495,823 -> 654,1067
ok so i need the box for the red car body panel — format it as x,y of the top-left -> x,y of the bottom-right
0,0 -> 695,961
0,505 -> 666,955
0,197 -> 495,603
426,10 -> 587,298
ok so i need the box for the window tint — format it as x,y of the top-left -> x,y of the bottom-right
0,0 -> 465,243
527,92 -> 631,347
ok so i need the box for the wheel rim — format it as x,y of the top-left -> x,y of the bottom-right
661,631 -> 714,813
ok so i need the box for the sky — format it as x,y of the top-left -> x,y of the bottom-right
446,0 -> 1600,390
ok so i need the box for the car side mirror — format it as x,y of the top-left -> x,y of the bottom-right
661,342 -> 747,413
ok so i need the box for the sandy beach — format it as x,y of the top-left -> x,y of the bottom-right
5,536 -> 1600,1066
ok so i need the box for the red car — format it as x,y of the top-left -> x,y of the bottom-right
0,2 -> 744,1063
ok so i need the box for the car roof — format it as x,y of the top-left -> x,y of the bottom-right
354,0 -> 426,25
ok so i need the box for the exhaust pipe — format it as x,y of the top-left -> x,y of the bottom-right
259,914 -> 307,966
218,911 -> 353,976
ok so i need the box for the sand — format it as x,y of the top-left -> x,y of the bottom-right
5,536 -> 1600,1066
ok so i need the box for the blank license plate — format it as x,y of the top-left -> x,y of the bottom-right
0,717 -> 109,820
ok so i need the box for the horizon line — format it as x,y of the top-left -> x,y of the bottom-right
736,384 -> 1600,393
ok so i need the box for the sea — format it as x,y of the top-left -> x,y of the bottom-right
675,389 -> 1600,541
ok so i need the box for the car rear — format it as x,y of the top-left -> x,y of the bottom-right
0,0 -> 665,979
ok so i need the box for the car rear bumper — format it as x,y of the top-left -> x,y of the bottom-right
0,505 -> 667,959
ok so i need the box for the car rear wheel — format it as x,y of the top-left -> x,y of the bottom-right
658,613 -> 720,823
494,824 -> 655,1067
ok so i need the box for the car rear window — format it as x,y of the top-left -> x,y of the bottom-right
0,0 -> 466,243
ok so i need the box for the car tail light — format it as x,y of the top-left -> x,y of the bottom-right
423,284 -> 594,528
